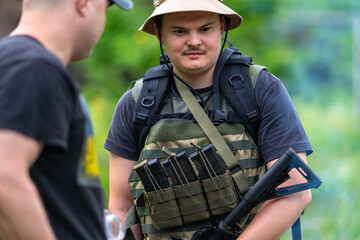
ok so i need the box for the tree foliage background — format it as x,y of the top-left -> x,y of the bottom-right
2,0 -> 360,239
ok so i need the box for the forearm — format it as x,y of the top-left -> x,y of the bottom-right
109,154 -> 144,240
237,189 -> 311,240
0,131 -> 55,240
0,174 -> 56,240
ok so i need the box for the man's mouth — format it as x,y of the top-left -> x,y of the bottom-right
184,50 -> 204,58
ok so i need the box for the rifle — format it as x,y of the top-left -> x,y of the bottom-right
192,147 -> 322,240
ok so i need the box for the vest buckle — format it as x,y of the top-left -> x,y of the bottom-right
134,112 -> 148,124
246,109 -> 260,123
208,110 -> 229,125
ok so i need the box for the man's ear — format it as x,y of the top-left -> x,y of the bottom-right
154,23 -> 161,41
220,16 -> 226,35
76,0 -> 89,17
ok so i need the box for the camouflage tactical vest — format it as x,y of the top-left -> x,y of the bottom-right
127,72 -> 267,240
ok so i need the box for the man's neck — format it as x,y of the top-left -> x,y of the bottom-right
174,68 -> 215,89
11,12 -> 74,66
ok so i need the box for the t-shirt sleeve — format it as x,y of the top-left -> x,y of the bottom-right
0,61 -> 72,149
255,71 -> 313,162
104,90 -> 140,160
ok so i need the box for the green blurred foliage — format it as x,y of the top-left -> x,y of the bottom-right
70,0 -> 360,238
287,91 -> 360,239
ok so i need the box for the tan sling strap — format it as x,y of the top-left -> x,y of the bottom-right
174,77 -> 249,194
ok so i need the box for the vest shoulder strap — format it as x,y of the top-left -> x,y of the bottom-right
132,78 -> 144,103
217,48 -> 267,145
249,64 -> 268,88
133,65 -> 172,150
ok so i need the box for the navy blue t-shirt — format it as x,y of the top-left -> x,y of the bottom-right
0,35 -> 106,240
104,67 -> 312,163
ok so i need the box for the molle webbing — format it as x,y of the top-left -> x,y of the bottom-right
138,140 -> 255,161
128,120 -> 265,237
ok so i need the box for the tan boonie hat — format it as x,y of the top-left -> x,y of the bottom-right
140,0 -> 243,35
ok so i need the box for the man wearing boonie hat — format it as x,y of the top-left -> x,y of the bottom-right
105,0 -> 313,239
0,0 -> 132,239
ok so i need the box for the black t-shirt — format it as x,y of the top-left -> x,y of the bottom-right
104,70 -> 313,163
0,36 -> 106,240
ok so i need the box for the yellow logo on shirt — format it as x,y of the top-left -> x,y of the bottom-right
84,137 -> 100,178
77,95 -> 102,187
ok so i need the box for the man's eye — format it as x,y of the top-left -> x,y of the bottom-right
174,30 -> 184,34
202,27 -> 211,32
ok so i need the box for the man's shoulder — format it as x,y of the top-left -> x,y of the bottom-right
0,36 -> 42,61
254,69 -> 283,91
0,36 -> 78,106
249,64 -> 268,88
0,35 -> 64,71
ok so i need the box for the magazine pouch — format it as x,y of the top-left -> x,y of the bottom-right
162,149 -> 210,224
144,187 -> 183,230
190,144 -> 238,216
173,180 -> 210,224
134,159 -> 183,230
201,170 -> 238,215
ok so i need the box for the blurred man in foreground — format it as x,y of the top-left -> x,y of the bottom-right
0,0 -> 132,239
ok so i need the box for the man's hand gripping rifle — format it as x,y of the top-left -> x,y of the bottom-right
192,147 -> 322,240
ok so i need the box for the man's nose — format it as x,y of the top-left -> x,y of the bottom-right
186,32 -> 202,46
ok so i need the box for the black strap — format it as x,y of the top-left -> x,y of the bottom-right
133,65 -> 172,150
207,110 -> 247,124
228,53 -> 255,118
140,113 -> 191,125
219,51 -> 260,144
212,48 -> 235,111
134,108 -> 249,132
230,53 -> 260,143
291,217 -> 302,240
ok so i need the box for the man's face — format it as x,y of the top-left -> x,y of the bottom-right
160,11 -> 224,79
72,0 -> 108,61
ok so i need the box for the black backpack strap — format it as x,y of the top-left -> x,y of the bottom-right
218,49 -> 260,144
133,65 -> 172,150
292,217 -> 302,240
212,48 -> 236,111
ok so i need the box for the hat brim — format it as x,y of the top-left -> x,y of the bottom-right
139,0 -> 242,35
111,0 -> 133,11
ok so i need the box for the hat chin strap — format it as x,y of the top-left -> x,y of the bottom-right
220,16 -> 230,53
